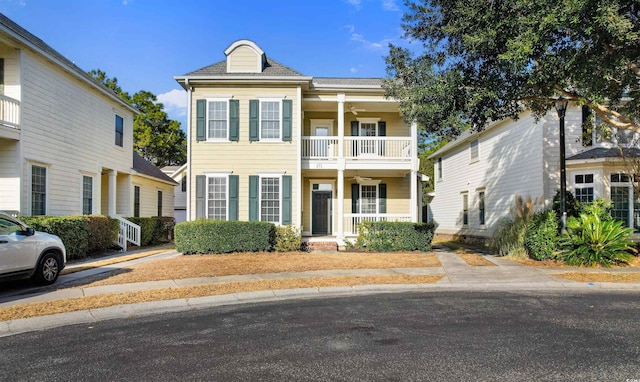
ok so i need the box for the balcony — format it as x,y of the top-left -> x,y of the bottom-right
302,136 -> 412,167
0,94 -> 20,140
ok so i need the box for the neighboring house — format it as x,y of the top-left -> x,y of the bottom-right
428,105 -> 639,240
0,14 -> 175,249
162,164 -> 187,223
175,40 -> 422,247
132,153 -> 178,218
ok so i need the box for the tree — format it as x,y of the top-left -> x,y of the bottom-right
384,0 -> 640,137
89,70 -> 186,167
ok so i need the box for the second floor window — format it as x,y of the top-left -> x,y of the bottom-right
208,101 -> 228,139
115,115 -> 124,147
437,157 -> 443,181
470,140 -> 479,162
261,101 -> 280,139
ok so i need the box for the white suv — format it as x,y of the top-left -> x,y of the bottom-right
0,212 -> 66,285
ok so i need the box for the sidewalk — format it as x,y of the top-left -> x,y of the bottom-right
1,246 -> 639,337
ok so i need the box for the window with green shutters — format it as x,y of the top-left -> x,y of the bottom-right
248,175 -> 292,224
249,99 -> 292,142
196,99 -> 239,141
195,174 -> 239,220
351,183 -> 387,214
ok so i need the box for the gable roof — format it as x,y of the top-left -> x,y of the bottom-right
183,57 -> 307,78
132,153 -> 179,185
566,147 -> 640,161
0,13 -> 137,114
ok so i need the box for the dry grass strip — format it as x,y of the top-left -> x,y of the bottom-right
456,252 -> 496,266
61,249 -> 171,275
554,272 -> 640,283
87,252 -> 440,286
0,275 -> 443,321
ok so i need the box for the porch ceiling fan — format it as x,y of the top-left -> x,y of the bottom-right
347,105 -> 366,115
349,175 -> 372,182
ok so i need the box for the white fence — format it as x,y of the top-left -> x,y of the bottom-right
343,213 -> 412,235
111,215 -> 141,251
301,137 -> 339,159
301,137 -> 412,160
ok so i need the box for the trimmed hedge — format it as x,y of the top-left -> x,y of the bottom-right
19,216 -> 90,260
127,217 -> 175,246
175,219 -> 275,254
356,221 -> 435,252
86,216 -> 119,254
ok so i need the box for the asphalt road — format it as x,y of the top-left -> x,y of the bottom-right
1,291 -> 639,381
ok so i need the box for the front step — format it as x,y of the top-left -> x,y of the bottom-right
303,241 -> 339,252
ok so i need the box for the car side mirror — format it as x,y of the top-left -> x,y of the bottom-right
25,227 -> 35,236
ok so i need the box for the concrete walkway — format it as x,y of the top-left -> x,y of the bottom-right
1,246 -> 639,337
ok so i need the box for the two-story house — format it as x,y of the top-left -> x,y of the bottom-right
0,13 -> 176,249
428,104 -> 640,241
175,40 -> 422,248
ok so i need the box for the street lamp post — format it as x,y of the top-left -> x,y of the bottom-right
555,97 -> 569,232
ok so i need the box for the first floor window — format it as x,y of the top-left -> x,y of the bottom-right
360,185 -> 377,214
82,176 -> 92,215
157,191 -> 163,217
462,193 -> 469,226
611,186 -> 629,224
575,174 -> 595,203
261,177 -> 280,223
261,101 -> 280,139
134,186 -> 140,217
208,100 -> 227,139
181,173 -> 187,192
31,165 -> 46,216
207,177 -> 227,220
478,191 -> 485,225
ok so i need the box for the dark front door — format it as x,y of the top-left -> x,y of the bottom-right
312,191 -> 332,235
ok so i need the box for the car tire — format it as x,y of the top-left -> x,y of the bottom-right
32,252 -> 61,285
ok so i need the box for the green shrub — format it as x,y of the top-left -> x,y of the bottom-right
19,215 -> 89,260
274,225 -> 302,252
524,210 -> 559,260
552,189 -> 581,223
489,217 -> 528,257
558,206 -> 637,267
127,217 -> 171,246
355,221 -> 434,252
85,216 -> 119,254
175,219 -> 275,254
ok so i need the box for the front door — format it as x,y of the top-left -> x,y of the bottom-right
312,191 -> 332,235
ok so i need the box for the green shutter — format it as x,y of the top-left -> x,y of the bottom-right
249,175 -> 259,220
351,183 -> 359,213
282,100 -> 292,142
196,100 -> 206,141
229,175 -> 239,220
378,121 -> 386,156
195,175 -> 206,219
249,100 -> 259,141
229,99 -> 239,141
282,175 -> 292,224
351,121 -> 359,136
379,183 -> 387,213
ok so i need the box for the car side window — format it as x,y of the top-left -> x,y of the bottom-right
0,217 -> 21,235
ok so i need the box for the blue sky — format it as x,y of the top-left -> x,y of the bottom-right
0,0 -> 410,127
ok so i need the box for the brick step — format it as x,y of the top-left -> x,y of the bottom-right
303,241 -> 339,252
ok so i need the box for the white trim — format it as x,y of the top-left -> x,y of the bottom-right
258,174 -> 283,225
469,139 -> 479,163
310,119 -> 334,136
259,99 -> 283,142
28,162 -> 49,216
204,98 -> 230,142
205,174 -> 230,221
476,188 -> 486,228
296,86 -> 302,228
308,179 -> 337,235
461,191 -> 469,227
224,40 -> 264,73
359,183 -> 379,214
81,174 -> 95,215
356,117 -> 381,124
204,171 -> 233,176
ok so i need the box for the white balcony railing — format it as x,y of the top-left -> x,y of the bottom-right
344,213 -> 412,235
301,136 -> 339,159
301,136 -> 412,160
0,94 -> 20,129
111,215 -> 141,251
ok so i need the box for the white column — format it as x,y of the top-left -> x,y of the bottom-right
410,120 -> 419,222
410,170 -> 418,222
337,93 -> 345,159
337,169 -> 344,245
108,170 -> 117,216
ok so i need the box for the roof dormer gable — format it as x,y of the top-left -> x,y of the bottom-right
224,39 -> 266,73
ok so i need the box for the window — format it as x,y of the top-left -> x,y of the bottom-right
574,174 -> 594,203
611,186 -> 629,224
208,100 -> 228,139
82,176 -> 92,215
115,115 -> 124,147
31,165 -> 46,216
260,101 -> 280,139
0,58 -> 4,95
134,186 -> 140,218
462,193 -> 469,226
207,176 -> 227,220
261,177 -> 280,223
360,185 -> 377,214
470,140 -> 479,162
437,157 -> 442,181
478,191 -> 485,225
181,173 -> 187,192
157,191 -> 163,217
611,173 -> 630,183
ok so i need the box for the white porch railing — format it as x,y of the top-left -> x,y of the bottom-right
111,215 -> 141,251
345,137 -> 411,159
344,213 -> 412,235
301,137 -> 339,159
0,94 -> 20,129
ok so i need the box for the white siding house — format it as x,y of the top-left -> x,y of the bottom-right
0,13 -> 176,249
429,105 -> 638,240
